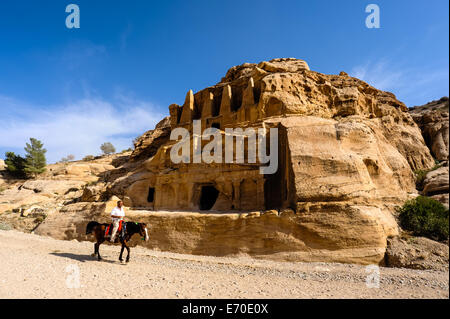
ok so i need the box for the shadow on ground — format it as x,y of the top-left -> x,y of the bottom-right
50,252 -> 117,264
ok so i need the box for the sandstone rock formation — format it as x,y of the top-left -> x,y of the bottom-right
34,58 -> 436,265
131,116 -> 171,162
386,236 -> 449,271
0,160 -> 6,188
111,59 -> 433,211
81,183 -> 106,202
36,205 -> 396,264
410,97 -> 449,161
408,97 -> 449,208
422,164 -> 449,208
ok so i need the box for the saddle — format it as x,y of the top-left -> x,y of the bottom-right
105,220 -> 126,238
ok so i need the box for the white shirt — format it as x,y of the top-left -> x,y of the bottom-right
111,206 -> 125,221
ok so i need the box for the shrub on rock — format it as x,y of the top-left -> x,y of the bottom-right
398,196 -> 449,241
100,142 -> 116,155
82,155 -> 95,161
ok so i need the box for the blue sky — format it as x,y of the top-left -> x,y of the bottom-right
0,0 -> 448,162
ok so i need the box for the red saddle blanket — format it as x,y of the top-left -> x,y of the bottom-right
105,220 -> 123,237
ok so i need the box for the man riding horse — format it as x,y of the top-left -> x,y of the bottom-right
85,199 -> 149,262
110,200 -> 125,243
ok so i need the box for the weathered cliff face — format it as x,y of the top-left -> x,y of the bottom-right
3,58 -> 438,265
130,116 -> 171,162
409,97 -> 449,207
409,97 -> 449,162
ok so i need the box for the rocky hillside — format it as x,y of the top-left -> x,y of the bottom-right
0,153 -> 129,232
0,60 -> 448,269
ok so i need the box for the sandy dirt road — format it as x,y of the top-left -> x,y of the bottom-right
0,230 -> 448,299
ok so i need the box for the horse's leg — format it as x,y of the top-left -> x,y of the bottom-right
97,241 -> 103,261
119,239 -> 124,262
91,232 -> 100,257
92,242 -> 98,257
125,242 -> 130,263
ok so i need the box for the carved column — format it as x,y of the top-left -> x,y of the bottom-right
220,85 -> 233,125
179,90 -> 195,124
202,92 -> 214,118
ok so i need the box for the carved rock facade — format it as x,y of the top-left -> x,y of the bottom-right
116,58 -> 433,216
36,58 -> 436,264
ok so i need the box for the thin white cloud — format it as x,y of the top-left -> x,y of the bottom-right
0,95 -> 166,163
351,60 -> 404,92
350,59 -> 449,107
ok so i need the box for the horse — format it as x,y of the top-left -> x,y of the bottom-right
85,221 -> 149,262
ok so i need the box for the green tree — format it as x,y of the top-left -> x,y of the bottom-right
4,152 -> 26,177
100,142 -> 116,155
23,138 -> 47,176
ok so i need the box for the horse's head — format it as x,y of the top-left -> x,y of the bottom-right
139,223 -> 149,241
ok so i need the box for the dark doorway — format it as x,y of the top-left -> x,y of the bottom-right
199,185 -> 219,210
264,125 -> 286,210
147,187 -> 155,203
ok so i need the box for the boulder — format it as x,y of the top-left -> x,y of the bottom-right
431,194 -> 449,209
422,165 -> 449,208
423,165 -> 449,194
81,183 -> 105,202
386,236 -> 449,271
21,180 -> 85,195
22,205 -> 45,217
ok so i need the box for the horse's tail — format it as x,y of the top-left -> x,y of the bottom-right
86,221 -> 100,235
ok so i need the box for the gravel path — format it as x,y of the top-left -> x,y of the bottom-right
0,230 -> 448,299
